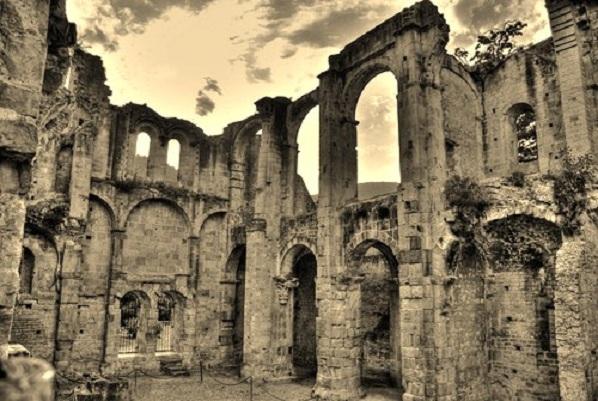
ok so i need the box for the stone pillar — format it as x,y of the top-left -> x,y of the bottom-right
0,195 -> 26,345
546,0 -> 598,156
242,219 -> 272,377
242,97 -> 290,378
229,161 -> 246,211
101,229 -> 125,374
313,275 -> 363,401
54,239 -> 82,373
553,235 -> 592,401
69,129 -> 94,220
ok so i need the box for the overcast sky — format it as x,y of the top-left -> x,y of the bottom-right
67,0 -> 551,194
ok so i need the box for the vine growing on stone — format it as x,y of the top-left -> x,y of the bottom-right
444,176 -> 490,274
553,152 -> 595,236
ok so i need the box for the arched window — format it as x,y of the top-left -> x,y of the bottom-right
119,292 -> 142,353
157,293 -> 175,352
166,139 -> 181,171
18,248 -> 34,294
135,132 -> 151,157
509,104 -> 538,163
355,72 -> 400,199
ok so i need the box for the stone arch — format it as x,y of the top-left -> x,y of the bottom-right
230,116 -> 262,211
222,245 -> 246,366
279,244 -> 318,377
279,238 -> 317,276
342,59 -> 398,118
482,213 -> 562,401
232,116 -> 262,165
340,60 -> 403,195
346,230 -> 398,273
506,103 -> 538,169
122,199 -> 191,276
11,232 -> 58,361
129,121 -> 163,179
347,237 -> 400,388
156,290 -> 186,353
118,290 -> 151,354
123,197 -> 191,229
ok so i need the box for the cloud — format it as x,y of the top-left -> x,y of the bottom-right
286,4 -> 393,48
196,91 -> 216,116
77,0 -> 216,51
203,77 -> 222,94
451,0 -> 547,49
195,77 -> 222,116
234,0 -> 395,83
80,24 -> 119,51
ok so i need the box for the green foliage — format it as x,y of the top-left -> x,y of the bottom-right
445,175 -> 489,224
507,171 -> 526,187
454,21 -> 527,76
554,153 -> 595,235
445,176 -> 490,275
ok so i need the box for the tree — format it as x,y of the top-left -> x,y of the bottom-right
454,21 -> 527,76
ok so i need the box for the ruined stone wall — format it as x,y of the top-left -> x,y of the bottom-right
10,233 -> 58,362
483,40 -> 565,177
441,58 -> 484,179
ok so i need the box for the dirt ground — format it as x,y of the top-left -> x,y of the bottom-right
131,375 -> 401,401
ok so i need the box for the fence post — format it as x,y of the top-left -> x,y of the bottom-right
200,361 -> 203,383
249,376 -> 253,401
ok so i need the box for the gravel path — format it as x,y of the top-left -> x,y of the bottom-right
131,375 -> 401,401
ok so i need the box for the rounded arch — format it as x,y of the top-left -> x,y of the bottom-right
348,239 -> 398,278
123,198 -> 191,229
342,60 -> 398,118
122,199 -> 191,276
226,244 -> 247,274
346,230 -> 398,273
88,194 -> 116,227
232,116 -> 263,165
280,243 -> 317,276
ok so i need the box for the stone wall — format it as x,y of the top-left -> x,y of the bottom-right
1,2 -> 597,401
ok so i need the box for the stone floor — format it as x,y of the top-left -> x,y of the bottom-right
132,375 -> 401,401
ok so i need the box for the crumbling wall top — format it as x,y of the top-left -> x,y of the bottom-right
328,0 -> 449,72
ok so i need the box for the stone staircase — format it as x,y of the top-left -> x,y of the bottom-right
159,358 -> 190,377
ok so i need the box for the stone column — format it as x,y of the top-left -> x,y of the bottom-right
545,0 -> 598,156
54,239 -> 82,373
553,235 -> 592,401
101,229 -> 126,374
242,97 -> 290,378
242,218 -> 272,377
313,275 -> 363,401
0,195 -> 26,344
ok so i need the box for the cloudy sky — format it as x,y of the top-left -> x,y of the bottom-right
67,0 -> 551,194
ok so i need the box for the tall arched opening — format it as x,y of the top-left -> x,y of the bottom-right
289,246 -> 318,377
349,240 -> 400,394
223,245 -> 246,369
297,106 -> 319,197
